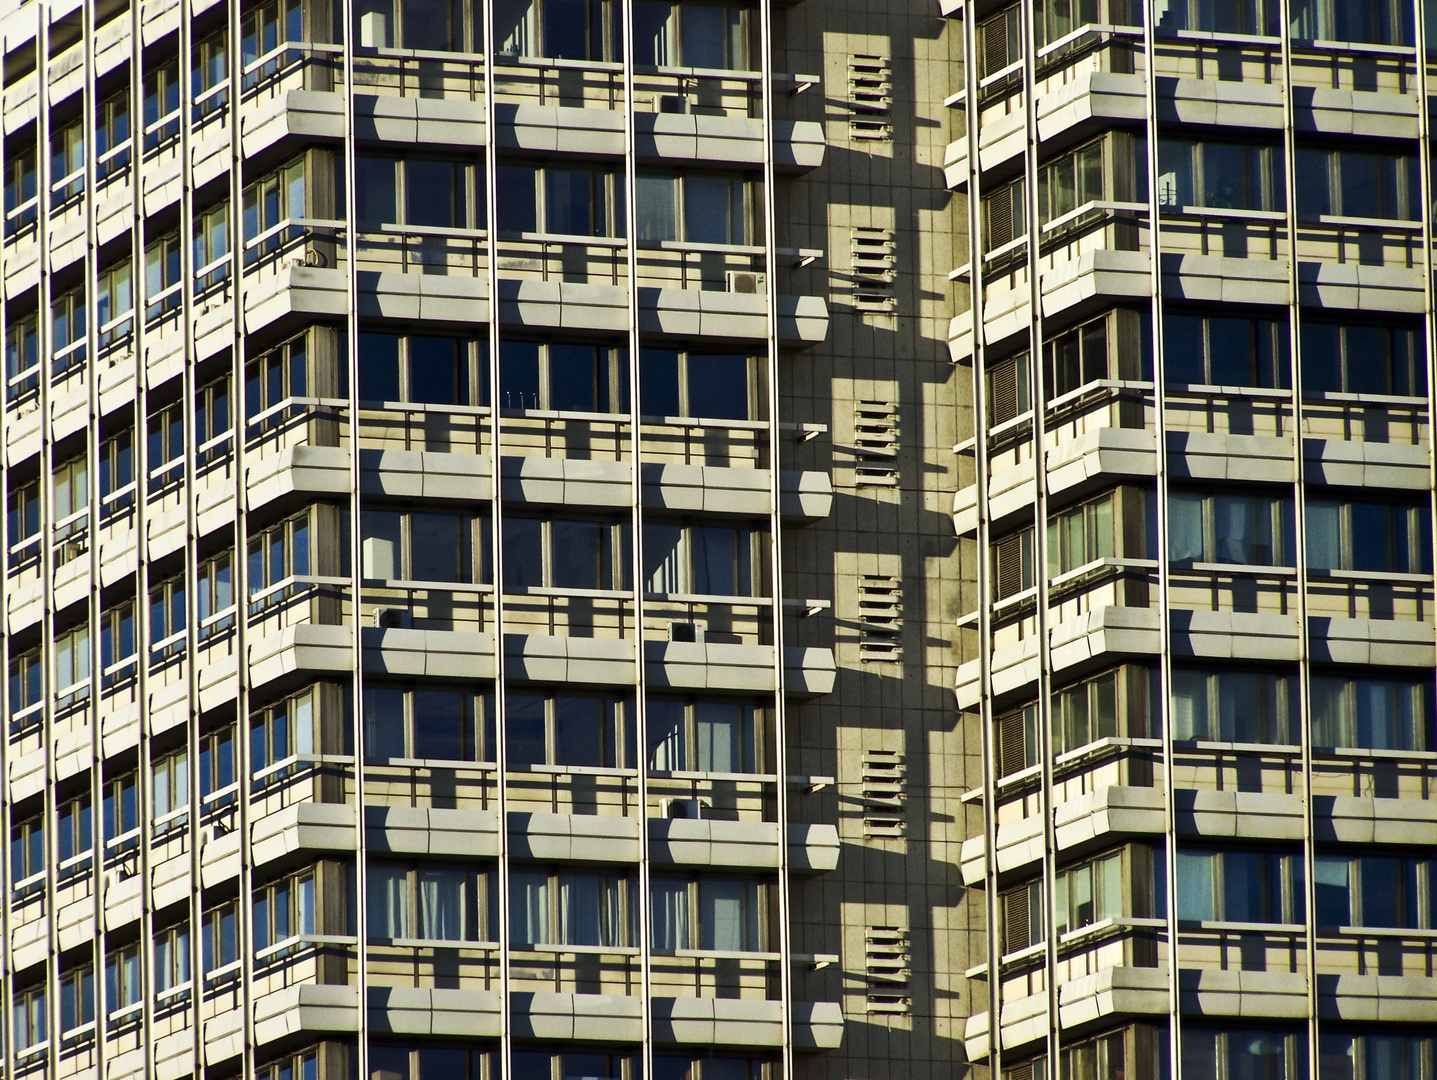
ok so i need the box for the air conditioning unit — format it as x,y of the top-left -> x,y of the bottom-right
661,798 -> 708,820
656,93 -> 690,114
726,271 -> 766,295
667,620 -> 704,644
374,607 -> 413,629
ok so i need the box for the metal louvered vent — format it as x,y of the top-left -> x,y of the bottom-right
851,227 -> 897,313
858,575 -> 902,663
848,54 -> 892,141
864,926 -> 911,1013
998,705 -> 1034,777
854,398 -> 898,486
985,183 -> 1018,249
992,529 -> 1032,600
861,749 -> 906,837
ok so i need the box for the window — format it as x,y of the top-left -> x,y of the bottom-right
59,963 -> 94,1033
631,1 -> 750,68
369,864 -> 490,942
1180,1028 -> 1305,1080
1007,1030 -> 1131,1080
100,601 -> 137,683
197,548 -> 236,638
370,1045 -> 488,1080
50,115 -> 85,206
363,685 -> 493,762
355,155 -> 484,231
96,258 -> 134,348
1296,146 -> 1419,221
202,901 -> 239,976
509,868 -> 632,947
145,230 -> 183,321
10,815 -> 43,885
1307,499 -> 1431,576
147,399 -> 185,489
193,27 -> 229,119
643,521 -> 757,596
498,339 -> 626,413
103,771 -> 140,842
1172,668 -> 1296,743
1289,0 -> 1411,44
634,171 -> 749,245
639,349 -> 752,421
195,201 -> 230,290
52,454 -> 89,542
254,869 -> 316,950
356,0 -> 477,51
1001,849 -> 1127,952
58,793 -> 93,863
143,55 -> 181,149
6,310 -> 38,399
8,646 -> 42,726
1159,0 -> 1276,35
96,89 -> 131,181
100,431 -> 134,513
51,286 -> 86,376
149,574 -> 187,656
152,747 -> 190,824
650,876 -> 763,952
1314,854 -> 1437,930
1037,138 -> 1105,224
243,157 -> 306,263
648,697 -> 761,773
7,476 -> 39,564
1176,848 -> 1304,923
1311,673 -> 1432,751
4,139 -> 37,235
1157,139 -> 1283,212
502,516 -> 626,592
251,688 -> 316,776
246,332 -> 312,420
242,0 -> 303,84
55,623 -> 91,703
1044,319 -> 1105,400
496,162 -> 624,238
1168,490 -> 1292,567
1319,1031 -> 1434,1080
196,376 -> 233,459
359,332 -> 484,406
248,511 -> 312,610
505,691 -> 629,769
105,942 -> 142,1015
1164,312 -> 1289,388
1048,492 -> 1115,576
1301,321 -> 1425,397
493,0 -> 623,61
991,525 -> 1035,601
1051,668 -> 1123,757
12,983 -> 46,1051
199,724 -> 237,800
153,921 -> 191,994
361,508 -> 485,584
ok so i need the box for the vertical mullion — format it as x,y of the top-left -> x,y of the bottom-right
1139,2 -> 1180,1075
959,5 -> 1003,1077
1273,4 -> 1319,1075
478,1 -> 512,1076
617,1 -> 654,1077
1016,4 -> 1060,1076
757,1 -> 793,1077
338,0 -> 371,1072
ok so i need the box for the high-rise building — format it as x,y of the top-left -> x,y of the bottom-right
951,0 -> 1437,1077
0,0 -> 970,1078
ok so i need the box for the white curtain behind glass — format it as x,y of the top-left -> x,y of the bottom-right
369,865 -> 410,939
650,879 -> 689,950
418,868 -> 464,940
511,871 -> 550,945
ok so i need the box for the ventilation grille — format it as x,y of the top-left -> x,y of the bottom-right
857,575 -> 902,663
864,926 -> 911,1013
998,705 -> 1035,777
851,226 -> 897,313
854,398 -> 898,488
992,529 -> 1032,600
1001,881 -> 1041,954
985,182 -> 1021,250
861,749 -> 906,837
848,54 -> 892,141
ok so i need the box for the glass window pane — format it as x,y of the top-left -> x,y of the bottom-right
506,693 -> 547,768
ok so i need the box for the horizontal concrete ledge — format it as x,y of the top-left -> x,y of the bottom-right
238,985 -> 841,1061
246,266 -> 829,347
246,625 -> 836,698
199,803 -> 839,886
